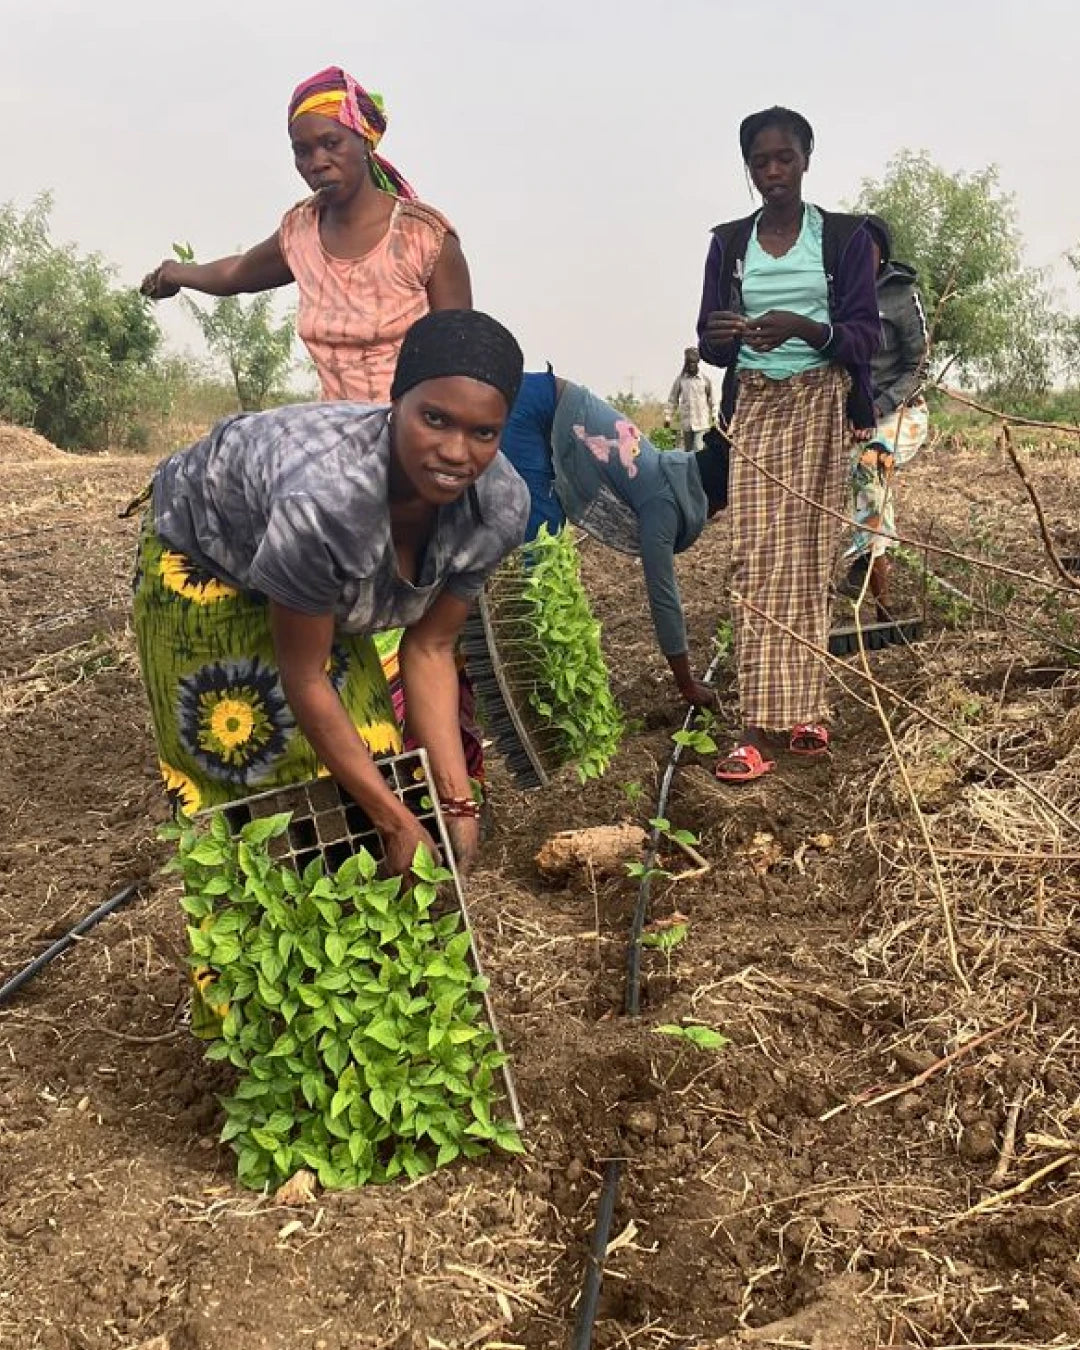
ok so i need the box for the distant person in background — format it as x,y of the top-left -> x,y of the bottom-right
500,370 -> 728,709
697,105 -> 880,781
843,215 -> 930,621
141,65 -> 471,405
665,347 -> 716,450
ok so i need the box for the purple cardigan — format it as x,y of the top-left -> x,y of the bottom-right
695,208 -> 881,427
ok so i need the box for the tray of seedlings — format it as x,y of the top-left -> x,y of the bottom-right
172,748 -> 522,1192
463,527 -> 623,789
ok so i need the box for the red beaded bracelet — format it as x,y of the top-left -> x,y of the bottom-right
438,796 -> 482,820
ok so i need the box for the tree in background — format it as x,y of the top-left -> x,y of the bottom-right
606,389 -> 669,438
0,194 -> 160,450
853,151 -> 1056,396
175,244 -> 296,411
1058,247 -> 1080,383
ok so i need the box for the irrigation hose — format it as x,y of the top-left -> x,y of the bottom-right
572,651 -> 723,1347
570,1158 -> 624,1350
0,880 -> 146,1008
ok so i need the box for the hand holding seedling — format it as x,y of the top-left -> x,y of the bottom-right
140,241 -> 193,300
141,261 -> 181,299
381,814 -> 441,881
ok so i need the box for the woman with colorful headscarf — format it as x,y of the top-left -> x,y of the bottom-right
141,66 -> 471,405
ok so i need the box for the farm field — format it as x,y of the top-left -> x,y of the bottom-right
1,423 -> 1079,1350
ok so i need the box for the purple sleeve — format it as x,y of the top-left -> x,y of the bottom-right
826,226 -> 882,367
696,236 -> 739,369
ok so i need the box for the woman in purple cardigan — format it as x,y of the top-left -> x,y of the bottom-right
696,106 -> 880,781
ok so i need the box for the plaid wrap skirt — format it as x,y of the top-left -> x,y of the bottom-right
728,364 -> 851,729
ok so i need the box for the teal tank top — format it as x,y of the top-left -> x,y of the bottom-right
736,204 -> 830,380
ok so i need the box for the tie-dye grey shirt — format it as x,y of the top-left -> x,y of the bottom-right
152,401 -> 529,633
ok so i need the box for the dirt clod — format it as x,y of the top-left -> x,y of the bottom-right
534,823 -> 647,879
625,1106 -> 659,1137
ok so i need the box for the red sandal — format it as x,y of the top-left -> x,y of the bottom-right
714,743 -> 775,783
789,723 -> 830,757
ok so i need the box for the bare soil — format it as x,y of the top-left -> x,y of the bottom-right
2,427 -> 1080,1350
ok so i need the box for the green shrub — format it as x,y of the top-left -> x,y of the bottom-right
169,812 -> 521,1191
0,194 -> 160,450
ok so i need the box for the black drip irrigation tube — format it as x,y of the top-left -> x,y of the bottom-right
570,653 -> 722,1350
0,880 -> 146,1008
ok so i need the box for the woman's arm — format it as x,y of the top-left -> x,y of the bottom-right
270,603 -> 438,877
397,590 -> 480,870
638,499 -> 717,708
141,232 -> 294,300
425,233 -> 472,310
824,226 -> 882,367
696,236 -> 744,368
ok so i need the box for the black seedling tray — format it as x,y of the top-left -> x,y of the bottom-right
213,753 -> 434,878
198,749 -> 523,1130
462,591 -> 549,791
829,617 -> 924,657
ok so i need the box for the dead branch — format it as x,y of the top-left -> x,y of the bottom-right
851,602 -> 969,994
999,423 -> 1080,594
936,383 -> 1080,435
820,1011 -> 1027,1122
945,1153 -> 1073,1227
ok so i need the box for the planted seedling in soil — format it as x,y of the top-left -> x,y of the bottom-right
654,1023 -> 730,1051
166,813 -> 522,1191
641,913 -> 689,978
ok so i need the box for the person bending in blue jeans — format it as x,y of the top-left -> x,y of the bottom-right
500,368 -> 727,709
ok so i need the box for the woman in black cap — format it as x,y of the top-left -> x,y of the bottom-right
134,310 -> 528,877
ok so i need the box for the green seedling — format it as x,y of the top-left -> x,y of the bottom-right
649,817 -> 701,850
621,780 -> 645,807
168,813 -> 522,1191
654,1023 -> 730,1051
641,917 -> 689,978
672,728 -> 718,755
625,859 -> 670,885
172,241 -> 196,264
641,923 -> 688,953
693,706 -> 719,734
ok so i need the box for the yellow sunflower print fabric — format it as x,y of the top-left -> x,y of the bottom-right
133,519 -> 401,814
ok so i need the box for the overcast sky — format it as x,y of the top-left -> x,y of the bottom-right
2,0 -> 1076,399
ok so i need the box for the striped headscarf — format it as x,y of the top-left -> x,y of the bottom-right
287,66 -> 416,201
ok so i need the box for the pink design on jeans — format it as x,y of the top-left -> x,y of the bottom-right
572,420 -> 642,479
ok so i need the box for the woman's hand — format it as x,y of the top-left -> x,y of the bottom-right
742,310 -> 814,352
140,261 -> 180,300
678,677 -> 719,710
445,815 -> 481,875
704,310 -> 747,347
380,812 -> 442,880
